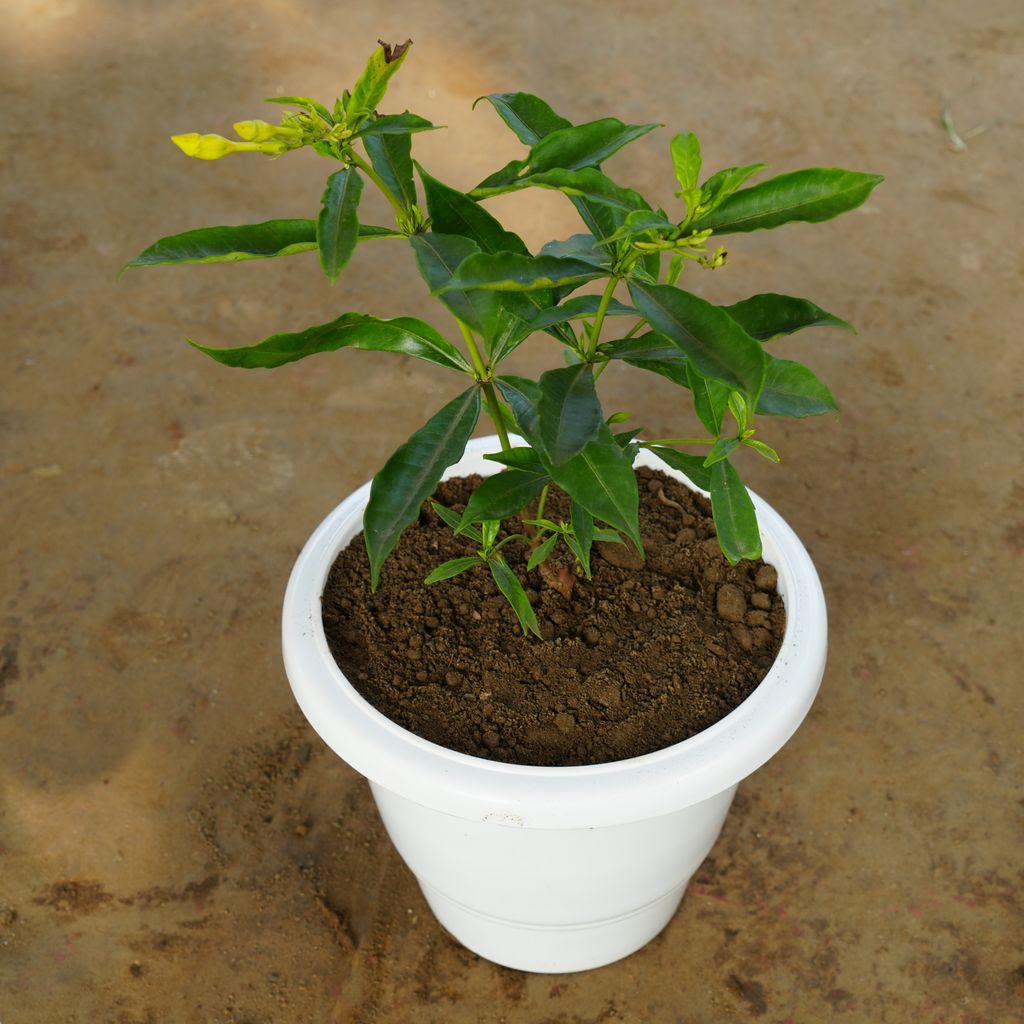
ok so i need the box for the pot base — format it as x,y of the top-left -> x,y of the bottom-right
420,879 -> 687,974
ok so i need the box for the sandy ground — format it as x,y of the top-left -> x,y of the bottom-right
2,0 -> 1022,1020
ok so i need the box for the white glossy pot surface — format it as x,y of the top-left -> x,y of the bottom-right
283,436 -> 827,972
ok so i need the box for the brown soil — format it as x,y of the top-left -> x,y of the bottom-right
322,467 -> 785,766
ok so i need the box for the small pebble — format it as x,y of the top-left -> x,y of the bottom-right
746,610 -> 769,628
730,623 -> 754,650
444,671 -> 460,687
751,591 -> 771,610
647,478 -> 664,493
483,730 -> 500,749
755,564 -> 778,591
716,583 -> 747,623
675,527 -> 696,543
582,626 -> 601,646
554,712 -> 576,734
703,563 -> 724,583
596,539 -> 644,570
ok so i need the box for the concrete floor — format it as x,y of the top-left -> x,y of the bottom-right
2,0 -> 1022,1020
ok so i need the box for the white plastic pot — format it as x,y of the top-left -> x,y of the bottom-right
283,436 -> 827,973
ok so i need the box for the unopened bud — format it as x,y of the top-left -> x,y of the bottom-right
171,132 -> 250,159
233,119 -> 302,142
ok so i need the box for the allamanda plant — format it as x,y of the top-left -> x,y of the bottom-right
127,40 -> 882,637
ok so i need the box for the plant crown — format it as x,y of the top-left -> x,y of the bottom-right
128,41 -> 882,636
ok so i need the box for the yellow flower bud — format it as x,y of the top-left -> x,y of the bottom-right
258,139 -> 289,156
171,132 -> 248,160
233,119 -> 277,142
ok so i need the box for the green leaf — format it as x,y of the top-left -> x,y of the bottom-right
598,209 -> 676,244
443,252 -> 609,293
489,556 -> 541,637
188,313 -> 471,372
757,357 -> 838,417
547,424 -> 641,548
364,387 -> 481,589
417,165 -> 528,255
476,92 -> 571,145
459,469 -> 548,529
727,392 -> 749,432
697,163 -> 766,216
471,167 -> 649,214
526,118 -> 660,174
425,556 -> 482,584
264,95 -> 333,123
745,438 -> 781,462
409,232 -> 501,338
483,447 -> 546,473
570,501 -> 595,577
527,532 -> 559,571
538,364 -> 603,466
318,168 -> 364,282
522,295 -> 635,335
693,168 -> 884,234
348,42 -> 410,117
629,281 -> 767,399
495,377 -> 545,453
125,219 -> 321,268
670,132 -> 701,194
687,363 -> 729,436
646,446 -> 712,491
365,132 -> 416,209
722,293 -> 855,341
603,333 -> 690,387
703,436 -> 740,467
709,460 -> 761,563
431,499 -> 482,542
539,233 -> 611,268
351,112 -> 436,138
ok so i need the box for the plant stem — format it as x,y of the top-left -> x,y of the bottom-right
535,483 -> 550,521
457,320 -> 511,452
643,437 -> 716,446
347,149 -> 407,222
585,275 -> 619,360
622,317 -> 647,341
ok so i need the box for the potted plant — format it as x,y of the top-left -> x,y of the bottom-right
127,41 -> 880,973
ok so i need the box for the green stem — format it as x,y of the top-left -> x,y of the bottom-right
535,483 -> 550,522
622,317 -> 647,341
586,275 -> 619,360
456,320 -> 511,452
347,149 -> 407,222
642,437 -> 716,446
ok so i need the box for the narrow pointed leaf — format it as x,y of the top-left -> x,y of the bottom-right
527,532 -> 559,571
547,425 -> 641,548
670,132 -> 702,194
350,112 -> 436,138
745,438 -> 781,462
697,163 -> 766,215
473,169 -> 650,222
629,281 -> 767,398
570,501 -> 595,577
417,165 -> 528,255
539,233 -> 611,268
425,557 -> 483,585
538,364 -> 603,465
443,252 -> 608,293
318,168 -> 363,282
409,232 -> 500,337
489,556 -> 541,637
365,387 -> 481,588
646,446 -> 712,491
483,447 -> 547,473
703,436 -> 740,467
264,95 -> 333,123
598,209 -> 676,244
187,313 -> 470,372
364,132 -> 416,209
348,42 -> 410,117
693,168 -> 884,234
521,295 -> 635,335
526,118 -> 660,174
756,357 -> 838,417
722,293 -> 855,341
459,469 -> 548,529
125,219 -> 348,268
495,376 -> 545,454
709,460 -> 762,563
431,500 -> 482,541
603,333 -> 690,387
476,92 -> 571,145
687,363 -> 729,436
